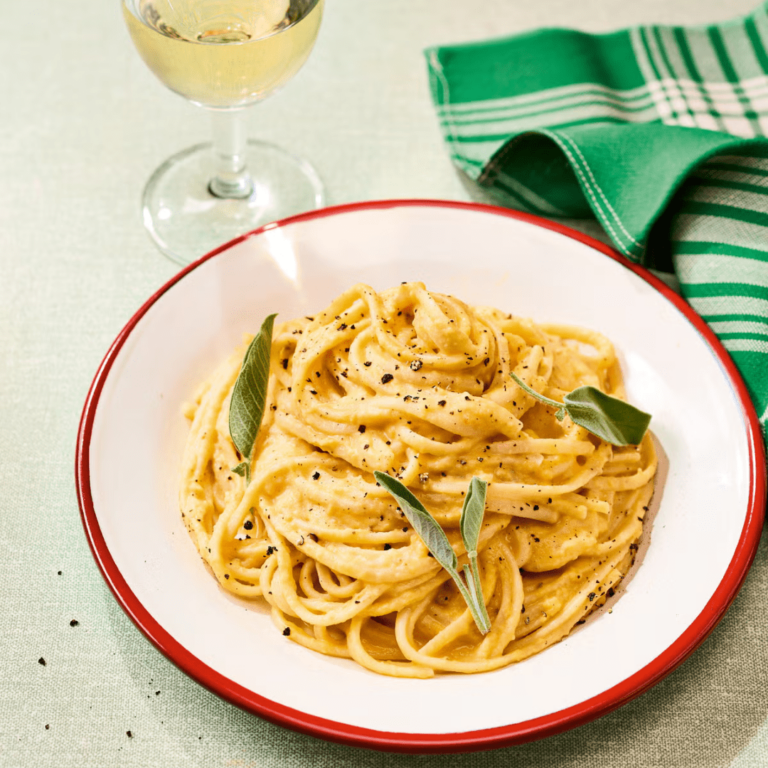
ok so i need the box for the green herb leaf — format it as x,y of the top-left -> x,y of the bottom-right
229,314 -> 277,481
459,478 -> 491,633
459,477 -> 487,558
510,372 -> 651,446
373,471 -> 456,571
563,387 -> 651,446
231,461 -> 250,485
374,471 -> 490,635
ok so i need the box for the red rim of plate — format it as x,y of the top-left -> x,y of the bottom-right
75,200 -> 766,754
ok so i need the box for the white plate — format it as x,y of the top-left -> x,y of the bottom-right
76,201 -> 765,752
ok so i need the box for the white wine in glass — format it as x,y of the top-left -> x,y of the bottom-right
123,0 -> 325,265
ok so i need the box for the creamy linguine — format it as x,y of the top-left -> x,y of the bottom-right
180,282 -> 656,678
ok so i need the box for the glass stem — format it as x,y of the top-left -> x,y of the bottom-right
208,109 -> 254,199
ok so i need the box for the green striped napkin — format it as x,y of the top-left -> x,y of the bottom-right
426,3 -> 768,439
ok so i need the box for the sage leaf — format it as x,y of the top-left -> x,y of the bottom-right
510,372 -> 650,446
563,386 -> 651,446
459,477 -> 487,558
231,461 -> 250,485
373,471 -> 457,571
459,478 -> 491,633
374,471 -> 490,635
229,314 -> 277,480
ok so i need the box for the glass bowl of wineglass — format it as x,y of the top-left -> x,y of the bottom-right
123,0 -> 325,265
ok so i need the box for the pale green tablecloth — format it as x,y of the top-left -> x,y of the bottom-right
3,1 -> 768,766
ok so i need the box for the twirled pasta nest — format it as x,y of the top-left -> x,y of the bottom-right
180,282 -> 656,677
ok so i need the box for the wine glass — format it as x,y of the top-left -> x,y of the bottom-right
123,0 -> 325,265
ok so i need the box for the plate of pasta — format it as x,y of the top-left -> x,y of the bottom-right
76,200 -> 765,753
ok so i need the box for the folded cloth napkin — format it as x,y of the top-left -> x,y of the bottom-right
426,2 -> 768,437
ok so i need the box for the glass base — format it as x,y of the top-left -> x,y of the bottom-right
141,140 -> 325,266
